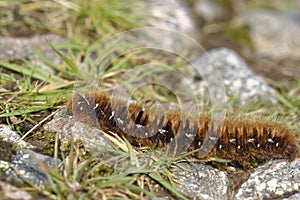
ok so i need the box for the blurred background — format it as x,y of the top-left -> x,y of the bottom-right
1,0 -> 300,86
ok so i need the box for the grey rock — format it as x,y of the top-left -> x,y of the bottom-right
192,48 -> 278,105
5,149 -> 60,188
235,159 -> 300,200
194,0 -> 224,22
0,124 -> 34,149
44,108 -> 113,153
0,181 -> 34,200
0,85 -> 7,92
140,0 -> 200,48
239,10 -> 300,60
0,160 -> 10,170
283,192 -> 300,200
0,34 -> 68,74
290,0 -> 300,12
172,162 -> 229,200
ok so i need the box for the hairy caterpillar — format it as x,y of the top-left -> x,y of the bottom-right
67,91 -> 299,168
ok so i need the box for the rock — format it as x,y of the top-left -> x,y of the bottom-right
44,108 -> 113,153
0,124 -> 34,149
0,34 -> 67,74
235,159 -> 300,200
0,181 -> 34,200
290,0 -> 300,12
132,0 -> 200,54
143,0 -> 200,41
283,192 -> 300,200
0,85 -> 7,92
239,10 -> 300,60
193,0 -> 224,22
192,48 -> 278,105
5,149 -> 59,188
172,162 -> 229,200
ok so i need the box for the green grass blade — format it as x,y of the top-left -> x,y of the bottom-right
274,90 -> 300,114
21,58 -> 65,83
34,46 -> 74,80
0,104 -> 54,117
148,172 -> 188,200
0,60 -> 62,83
46,40 -> 81,78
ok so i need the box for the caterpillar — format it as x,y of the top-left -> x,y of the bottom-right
67,91 -> 299,168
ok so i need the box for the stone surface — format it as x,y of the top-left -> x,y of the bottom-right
0,181 -> 34,200
290,0 -> 300,11
44,108 -> 113,153
192,48 -> 278,105
144,0 -> 200,41
0,85 -> 7,92
283,192 -> 300,200
239,10 -> 300,60
172,162 -> 229,200
5,149 -> 59,188
241,10 -> 300,82
0,124 -> 34,149
193,0 -> 224,22
0,34 -> 67,74
235,159 -> 300,200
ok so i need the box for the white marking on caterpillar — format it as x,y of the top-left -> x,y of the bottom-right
158,129 -> 167,134
136,124 -> 143,129
209,136 -> 217,141
185,133 -> 194,138
267,138 -> 274,143
229,138 -> 236,143
117,118 -> 124,125
94,103 -> 99,110
109,111 -> 115,120
247,138 -> 255,143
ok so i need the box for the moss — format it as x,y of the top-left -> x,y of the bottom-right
214,0 -> 235,18
84,158 -> 112,178
0,140 -> 15,183
215,0 -> 235,11
0,140 -> 14,162
222,23 -> 254,51
25,130 -> 56,157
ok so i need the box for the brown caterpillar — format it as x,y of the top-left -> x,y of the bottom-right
67,91 -> 299,168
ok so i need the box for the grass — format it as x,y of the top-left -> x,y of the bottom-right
0,37 -> 216,199
0,0 -> 144,43
30,130 -> 190,199
0,0 -> 300,199
0,1 -> 189,198
0,44 -> 75,118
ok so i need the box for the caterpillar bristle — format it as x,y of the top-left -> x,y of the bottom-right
67,91 -> 299,168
